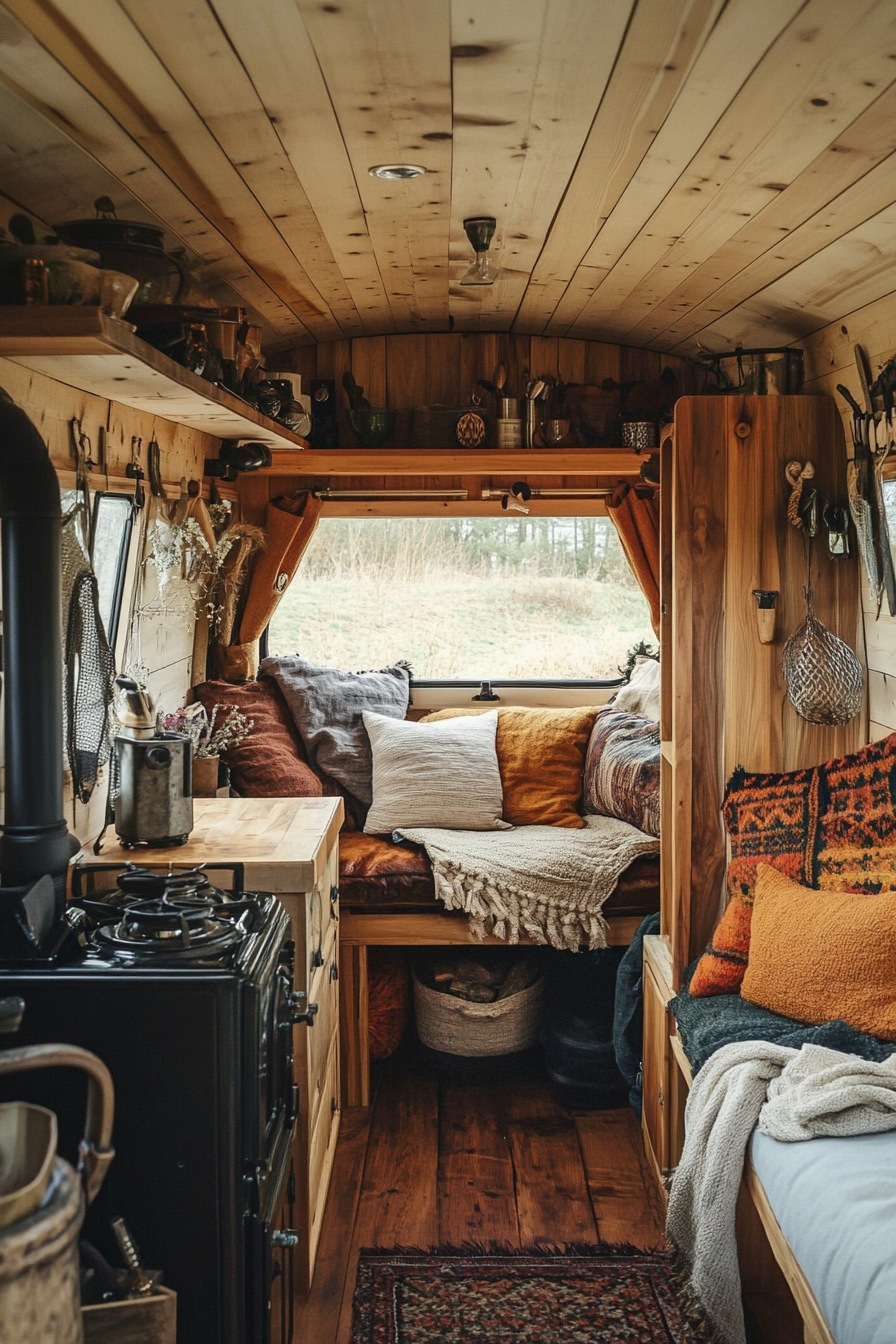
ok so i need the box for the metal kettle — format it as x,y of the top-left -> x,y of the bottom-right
113,677 -> 193,848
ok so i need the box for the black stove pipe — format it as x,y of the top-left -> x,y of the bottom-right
0,391 -> 77,895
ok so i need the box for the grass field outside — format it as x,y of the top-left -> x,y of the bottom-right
268,517 -> 655,680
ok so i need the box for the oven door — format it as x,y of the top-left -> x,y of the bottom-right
245,1133 -> 296,1344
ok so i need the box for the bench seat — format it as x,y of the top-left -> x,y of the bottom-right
338,831 -> 661,916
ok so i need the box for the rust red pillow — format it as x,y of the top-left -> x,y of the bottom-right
192,679 -> 322,800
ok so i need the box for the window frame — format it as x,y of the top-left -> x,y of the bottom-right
89,490 -> 138,653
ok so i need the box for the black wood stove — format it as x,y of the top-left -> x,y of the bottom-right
0,863 -> 300,1344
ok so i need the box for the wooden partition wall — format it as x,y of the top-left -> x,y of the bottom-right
663,395 -> 864,982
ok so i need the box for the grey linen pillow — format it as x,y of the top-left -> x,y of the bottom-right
362,710 -> 510,833
260,656 -> 410,804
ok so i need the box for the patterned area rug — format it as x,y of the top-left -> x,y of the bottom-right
351,1245 -> 709,1342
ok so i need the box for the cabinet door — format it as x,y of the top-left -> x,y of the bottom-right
642,964 -> 671,1186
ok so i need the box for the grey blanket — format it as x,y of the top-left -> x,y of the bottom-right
396,814 -> 659,949
261,656 -> 410,803
673,960 -> 895,1074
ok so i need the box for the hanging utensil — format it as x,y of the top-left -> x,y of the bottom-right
838,385 -> 879,597
871,396 -> 896,616
855,344 -> 876,414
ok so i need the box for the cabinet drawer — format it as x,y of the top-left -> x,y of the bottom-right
276,840 -> 340,990
307,1040 -> 340,1271
306,931 -> 339,1127
302,843 -> 340,986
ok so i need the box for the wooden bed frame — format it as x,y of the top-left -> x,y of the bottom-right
338,910 -> 643,1108
667,1000 -> 834,1344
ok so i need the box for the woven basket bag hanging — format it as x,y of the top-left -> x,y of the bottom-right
780,585 -> 863,726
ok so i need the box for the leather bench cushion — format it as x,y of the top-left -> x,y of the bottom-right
338,833 -> 660,916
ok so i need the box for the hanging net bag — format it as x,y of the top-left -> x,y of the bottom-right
780,586 -> 863,726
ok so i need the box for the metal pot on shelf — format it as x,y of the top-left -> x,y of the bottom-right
55,199 -> 189,306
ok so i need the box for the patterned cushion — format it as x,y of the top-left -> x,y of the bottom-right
582,709 -> 659,836
690,735 -> 896,997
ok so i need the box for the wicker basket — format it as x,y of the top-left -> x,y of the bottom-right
412,968 -> 544,1058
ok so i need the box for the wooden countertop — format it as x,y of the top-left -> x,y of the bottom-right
76,796 -> 343,893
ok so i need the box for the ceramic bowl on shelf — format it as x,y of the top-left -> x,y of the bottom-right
347,408 -> 396,448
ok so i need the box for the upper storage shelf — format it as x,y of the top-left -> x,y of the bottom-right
0,308 -> 309,450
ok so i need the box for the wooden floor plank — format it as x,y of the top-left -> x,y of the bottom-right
334,1062 -> 440,1343
573,1108 -> 665,1249
437,1080 -> 521,1248
292,1105 -> 374,1344
306,1062 -> 666,1342
502,1075 -> 599,1247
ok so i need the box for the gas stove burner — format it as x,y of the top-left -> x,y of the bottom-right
116,864 -> 219,904
95,895 -> 244,959
89,875 -> 263,961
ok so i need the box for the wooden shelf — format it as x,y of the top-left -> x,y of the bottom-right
263,446 -> 645,476
0,308 -> 309,451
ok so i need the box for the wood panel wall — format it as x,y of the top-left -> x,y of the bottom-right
248,332 -> 693,514
795,288 -> 896,743
665,395 -> 864,980
0,356 -> 223,842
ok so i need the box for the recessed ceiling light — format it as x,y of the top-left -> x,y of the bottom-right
368,164 -> 425,180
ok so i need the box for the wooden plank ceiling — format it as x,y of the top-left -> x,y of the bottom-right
1,0 -> 896,353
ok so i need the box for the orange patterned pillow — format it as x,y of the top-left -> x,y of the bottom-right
741,865 -> 896,1040
689,762 -> 818,996
691,734 -> 896,997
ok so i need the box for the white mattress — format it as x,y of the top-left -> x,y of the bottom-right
750,1128 -> 896,1344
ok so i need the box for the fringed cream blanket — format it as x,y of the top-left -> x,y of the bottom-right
395,814 -> 659,950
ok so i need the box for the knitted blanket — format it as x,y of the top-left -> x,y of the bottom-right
667,1040 -> 896,1344
395,814 -> 659,949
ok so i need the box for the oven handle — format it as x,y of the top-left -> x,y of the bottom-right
285,991 -> 318,1027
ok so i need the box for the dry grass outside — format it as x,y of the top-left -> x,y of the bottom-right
268,518 -> 654,680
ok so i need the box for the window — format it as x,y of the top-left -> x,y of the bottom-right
60,487 -> 136,652
90,493 -> 137,650
268,516 -> 654,681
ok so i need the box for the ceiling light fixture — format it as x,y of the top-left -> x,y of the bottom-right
461,215 -> 498,285
368,164 -> 425,180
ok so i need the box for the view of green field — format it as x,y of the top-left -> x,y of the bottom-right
268,516 -> 655,680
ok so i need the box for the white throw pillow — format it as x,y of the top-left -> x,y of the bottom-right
612,656 -> 661,722
362,710 -> 510,833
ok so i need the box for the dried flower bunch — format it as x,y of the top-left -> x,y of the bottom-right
159,702 -> 254,759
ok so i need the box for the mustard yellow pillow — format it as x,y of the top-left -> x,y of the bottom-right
740,864 -> 896,1040
422,707 -> 598,828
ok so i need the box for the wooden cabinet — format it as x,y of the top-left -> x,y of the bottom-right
277,834 -> 342,1290
642,934 -> 677,1196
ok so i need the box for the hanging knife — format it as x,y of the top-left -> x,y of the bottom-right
856,344 -> 875,415
838,385 -> 879,597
